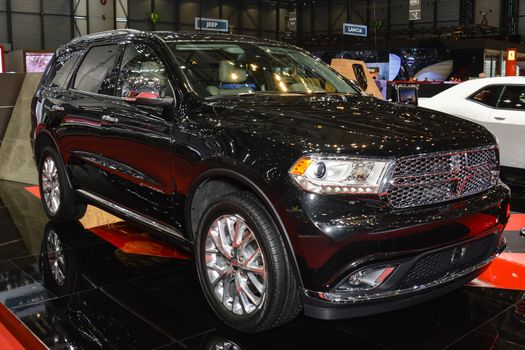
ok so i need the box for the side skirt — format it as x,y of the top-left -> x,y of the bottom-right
76,189 -> 190,244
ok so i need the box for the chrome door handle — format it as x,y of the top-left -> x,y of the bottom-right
51,105 -> 64,111
494,116 -> 506,120
101,115 -> 119,123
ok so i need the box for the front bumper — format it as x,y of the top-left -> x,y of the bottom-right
301,232 -> 505,319
275,180 -> 510,310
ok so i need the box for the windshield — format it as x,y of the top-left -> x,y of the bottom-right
167,41 -> 359,97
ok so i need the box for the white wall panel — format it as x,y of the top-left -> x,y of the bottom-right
75,0 -> 87,16
88,0 -> 114,33
75,18 -> 88,36
116,0 -> 128,19
475,0 -> 500,27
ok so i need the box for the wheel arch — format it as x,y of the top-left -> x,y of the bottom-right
186,168 -> 304,288
34,130 -> 75,191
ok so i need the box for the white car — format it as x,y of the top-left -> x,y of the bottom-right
420,77 -> 525,177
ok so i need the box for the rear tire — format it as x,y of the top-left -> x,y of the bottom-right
195,191 -> 302,333
38,146 -> 86,222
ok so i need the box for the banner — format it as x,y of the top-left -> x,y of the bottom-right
343,23 -> 368,37
409,0 -> 421,20
506,48 -> 517,76
195,17 -> 229,32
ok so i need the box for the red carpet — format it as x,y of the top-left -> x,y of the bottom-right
470,252 -> 525,290
505,213 -> 525,231
24,186 -> 40,199
0,304 -> 46,350
90,222 -> 191,260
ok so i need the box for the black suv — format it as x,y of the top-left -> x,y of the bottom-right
32,30 -> 510,333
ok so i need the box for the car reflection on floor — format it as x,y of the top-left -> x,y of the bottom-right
0,180 -> 524,349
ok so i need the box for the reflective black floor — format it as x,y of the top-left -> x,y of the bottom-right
0,180 -> 524,350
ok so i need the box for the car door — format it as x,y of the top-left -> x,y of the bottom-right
488,85 -> 525,169
93,41 -> 182,229
459,84 -> 502,125
33,49 -> 83,142
58,44 -> 122,196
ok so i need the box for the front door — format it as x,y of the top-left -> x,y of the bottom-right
96,41 -> 181,229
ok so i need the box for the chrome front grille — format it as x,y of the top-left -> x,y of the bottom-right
387,146 -> 499,209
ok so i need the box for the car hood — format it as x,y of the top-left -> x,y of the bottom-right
202,94 -> 496,158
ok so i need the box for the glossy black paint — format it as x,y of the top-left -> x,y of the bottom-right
31,30 -> 510,317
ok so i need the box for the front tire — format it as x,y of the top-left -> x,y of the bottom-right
195,192 -> 302,333
38,147 -> 86,222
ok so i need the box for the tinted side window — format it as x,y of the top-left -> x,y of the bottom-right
117,43 -> 170,98
497,86 -> 525,110
73,45 -> 119,95
45,51 -> 82,88
468,85 -> 502,107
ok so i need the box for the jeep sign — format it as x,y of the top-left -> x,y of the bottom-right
195,17 -> 229,32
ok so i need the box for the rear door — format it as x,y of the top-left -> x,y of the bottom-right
488,85 -> 525,169
58,44 -> 122,195
33,50 -> 83,142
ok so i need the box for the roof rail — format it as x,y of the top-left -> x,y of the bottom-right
69,29 -> 142,44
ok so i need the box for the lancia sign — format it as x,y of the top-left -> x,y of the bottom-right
343,23 -> 368,37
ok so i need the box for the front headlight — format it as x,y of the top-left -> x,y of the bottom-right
289,155 -> 394,194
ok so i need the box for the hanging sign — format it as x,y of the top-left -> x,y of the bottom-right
409,0 -> 421,20
195,17 -> 229,32
343,23 -> 368,37
506,48 -> 517,76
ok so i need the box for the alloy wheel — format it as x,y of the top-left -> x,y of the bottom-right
41,156 -> 60,215
46,229 -> 66,286
205,214 -> 267,316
